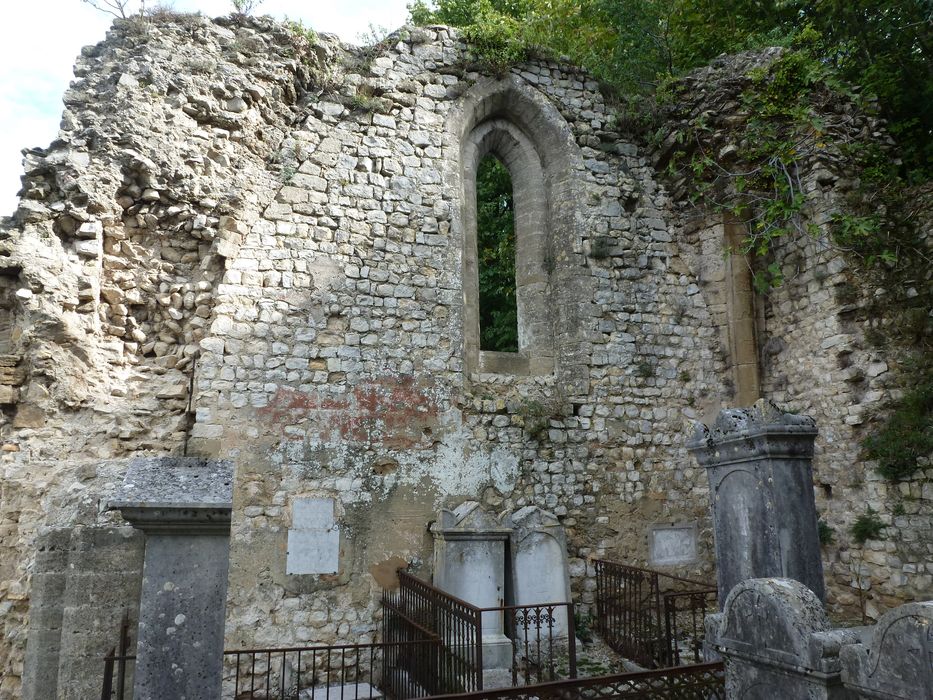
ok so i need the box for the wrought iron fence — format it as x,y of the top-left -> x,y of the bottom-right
101,654 -> 135,700
224,639 -> 442,699
419,661 -> 725,699
661,588 -> 717,666
100,613 -> 134,700
102,572 -> 581,698
383,570 -> 485,693
594,560 -> 716,668
498,603 -> 576,686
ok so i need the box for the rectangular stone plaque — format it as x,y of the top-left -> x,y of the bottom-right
292,498 -> 335,530
649,524 -> 697,567
286,497 -> 339,575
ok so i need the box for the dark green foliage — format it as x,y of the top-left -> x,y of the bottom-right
790,1 -> 933,180
408,0 -> 530,26
818,519 -> 835,545
410,0 -> 532,72
635,361 -> 656,379
410,0 -> 931,177
476,156 -> 518,352
573,611 -> 594,643
863,363 -> 933,481
518,398 -> 555,439
851,507 -> 886,544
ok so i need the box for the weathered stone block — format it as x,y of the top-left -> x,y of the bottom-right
109,457 -> 233,700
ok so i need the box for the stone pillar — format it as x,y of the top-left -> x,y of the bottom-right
707,578 -> 858,699
723,212 -> 761,406
687,399 -> 825,603
431,502 -> 512,668
109,457 -> 233,700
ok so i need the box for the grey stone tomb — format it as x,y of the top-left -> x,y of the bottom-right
109,457 -> 233,700
708,577 -> 933,699
839,600 -> 933,699
432,502 -> 513,668
504,506 -> 572,637
687,400 -> 825,603
707,578 -> 858,699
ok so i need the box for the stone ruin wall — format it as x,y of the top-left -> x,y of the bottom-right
0,14 -> 928,699
760,216 -> 933,617
664,53 -> 932,620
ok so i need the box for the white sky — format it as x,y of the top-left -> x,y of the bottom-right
0,0 -> 412,216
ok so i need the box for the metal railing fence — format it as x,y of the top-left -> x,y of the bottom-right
419,661 -> 726,699
594,560 -> 717,668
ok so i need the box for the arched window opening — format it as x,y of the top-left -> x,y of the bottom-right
477,155 -> 518,352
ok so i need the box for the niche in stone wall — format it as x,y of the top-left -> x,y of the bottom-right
0,284 -> 23,405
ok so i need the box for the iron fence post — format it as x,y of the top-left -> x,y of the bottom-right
566,602 -> 577,680
475,607 -> 483,691
663,593 -> 675,667
101,648 -> 115,700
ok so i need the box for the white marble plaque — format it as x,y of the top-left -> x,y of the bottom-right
649,524 -> 697,566
286,497 -> 339,575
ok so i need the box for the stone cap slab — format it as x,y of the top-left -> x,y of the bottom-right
108,457 -> 234,535
686,399 -> 817,464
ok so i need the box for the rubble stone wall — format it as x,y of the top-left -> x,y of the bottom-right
663,52 -> 932,622
0,13 -> 928,698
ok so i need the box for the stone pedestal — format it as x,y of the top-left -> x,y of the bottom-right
432,502 -> 512,668
109,457 -> 233,700
687,400 -> 825,603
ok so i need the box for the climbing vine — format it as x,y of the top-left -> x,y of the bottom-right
661,41 -> 931,481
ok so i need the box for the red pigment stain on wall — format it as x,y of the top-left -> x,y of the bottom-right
259,376 -> 442,448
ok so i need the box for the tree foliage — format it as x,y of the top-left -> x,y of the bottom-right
476,156 -> 518,352
409,0 -> 932,177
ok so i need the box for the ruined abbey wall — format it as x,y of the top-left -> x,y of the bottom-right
0,14 -> 928,699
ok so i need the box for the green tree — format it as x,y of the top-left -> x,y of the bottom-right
476,156 -> 518,352
409,0 -> 931,175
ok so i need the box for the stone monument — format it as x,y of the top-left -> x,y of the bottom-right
687,400 -> 825,603
109,457 -> 233,700
708,577 -> 933,699
431,502 -> 513,668
504,506 -> 572,637
839,601 -> 933,699
707,578 -> 859,699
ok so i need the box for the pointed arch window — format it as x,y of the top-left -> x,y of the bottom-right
476,155 -> 518,353
463,118 -> 553,375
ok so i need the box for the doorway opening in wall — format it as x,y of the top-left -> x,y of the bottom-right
477,155 -> 518,353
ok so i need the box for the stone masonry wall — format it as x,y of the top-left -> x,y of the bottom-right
661,52 -> 932,621
0,13 -> 928,697
760,228 -> 933,619
192,23 -> 731,650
